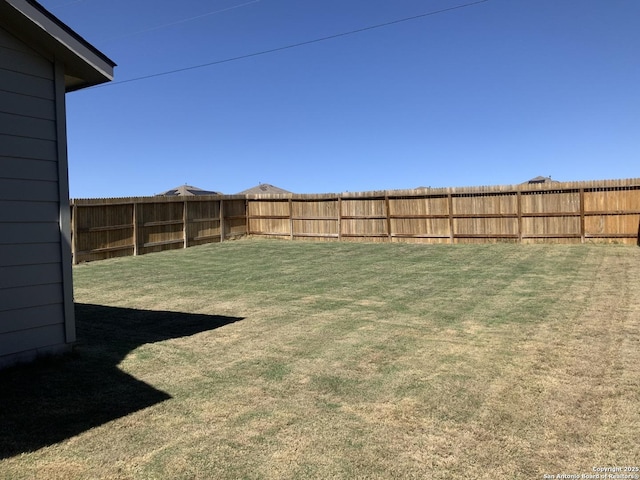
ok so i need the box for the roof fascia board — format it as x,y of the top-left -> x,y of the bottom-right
3,0 -> 115,90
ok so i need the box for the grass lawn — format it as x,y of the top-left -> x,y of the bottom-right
1,238 -> 639,479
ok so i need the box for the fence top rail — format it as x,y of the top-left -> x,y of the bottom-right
245,177 -> 640,199
71,195 -> 247,206
70,178 -> 640,205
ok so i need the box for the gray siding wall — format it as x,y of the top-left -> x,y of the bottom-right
0,25 -> 68,367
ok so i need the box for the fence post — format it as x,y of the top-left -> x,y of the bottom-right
245,198 -> 250,236
337,196 -> 342,241
448,193 -> 454,244
69,202 -> 75,264
132,201 -> 138,256
219,198 -> 225,242
579,188 -> 585,244
385,195 -> 392,241
289,198 -> 294,240
70,202 -> 77,264
517,191 -> 522,243
183,199 -> 188,248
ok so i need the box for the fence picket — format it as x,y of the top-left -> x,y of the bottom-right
70,179 -> 640,262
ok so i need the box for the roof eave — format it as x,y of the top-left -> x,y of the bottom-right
2,0 -> 116,92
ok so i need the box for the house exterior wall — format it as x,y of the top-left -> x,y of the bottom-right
0,24 -> 73,368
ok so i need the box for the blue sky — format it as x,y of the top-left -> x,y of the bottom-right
40,0 -> 639,198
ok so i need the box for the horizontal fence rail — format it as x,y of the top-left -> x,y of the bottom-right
70,178 -> 640,262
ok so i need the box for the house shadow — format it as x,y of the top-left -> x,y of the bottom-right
0,303 -> 243,459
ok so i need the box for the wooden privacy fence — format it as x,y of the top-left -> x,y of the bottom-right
246,178 -> 640,245
70,178 -> 640,263
70,196 -> 247,263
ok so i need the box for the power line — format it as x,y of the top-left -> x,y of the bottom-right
94,0 -> 490,89
50,0 -> 89,9
102,0 -> 261,43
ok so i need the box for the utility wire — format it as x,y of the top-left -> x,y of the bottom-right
94,0 -> 490,89
102,0 -> 261,43
50,0 -> 89,8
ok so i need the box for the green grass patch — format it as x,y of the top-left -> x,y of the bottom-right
1,238 -> 639,479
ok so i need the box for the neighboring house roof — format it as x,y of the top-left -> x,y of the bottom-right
238,183 -> 292,195
524,176 -> 558,184
0,0 -> 116,91
157,185 -> 222,196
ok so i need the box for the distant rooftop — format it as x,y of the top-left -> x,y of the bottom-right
523,176 -> 559,184
156,185 -> 222,196
238,183 -> 291,195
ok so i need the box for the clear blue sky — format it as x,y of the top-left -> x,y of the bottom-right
40,0 -> 639,198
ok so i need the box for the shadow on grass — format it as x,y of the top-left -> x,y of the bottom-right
0,303 -> 243,459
